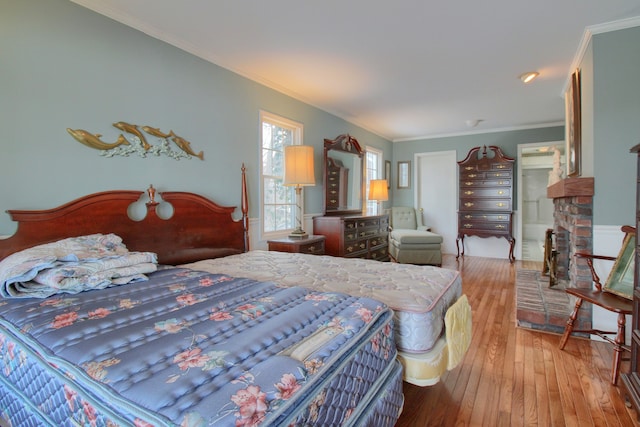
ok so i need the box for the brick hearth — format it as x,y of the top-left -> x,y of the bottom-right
547,177 -> 594,332
516,270 -> 572,334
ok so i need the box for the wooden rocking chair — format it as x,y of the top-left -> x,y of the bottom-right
559,225 -> 636,385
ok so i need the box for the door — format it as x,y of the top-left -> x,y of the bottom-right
416,151 -> 457,255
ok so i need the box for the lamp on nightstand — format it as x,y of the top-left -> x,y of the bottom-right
284,145 -> 315,239
368,179 -> 389,214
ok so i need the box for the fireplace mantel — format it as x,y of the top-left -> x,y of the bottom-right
547,177 -> 594,199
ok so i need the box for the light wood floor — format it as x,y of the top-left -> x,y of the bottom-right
395,255 -> 638,427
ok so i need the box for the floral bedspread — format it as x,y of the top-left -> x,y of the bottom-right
0,267 -> 395,426
0,234 -> 157,298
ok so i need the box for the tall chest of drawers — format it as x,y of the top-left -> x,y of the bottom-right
456,145 -> 515,262
313,214 -> 389,261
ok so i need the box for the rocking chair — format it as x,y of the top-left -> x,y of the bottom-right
559,225 -> 636,385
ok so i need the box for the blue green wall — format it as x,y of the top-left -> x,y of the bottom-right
590,27 -> 640,226
2,0 -> 637,239
0,0 -> 391,235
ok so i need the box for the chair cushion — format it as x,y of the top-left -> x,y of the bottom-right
391,207 -> 418,229
390,229 -> 443,244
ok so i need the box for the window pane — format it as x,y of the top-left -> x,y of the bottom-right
260,112 -> 303,236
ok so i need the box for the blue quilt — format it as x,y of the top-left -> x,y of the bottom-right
0,268 -> 397,426
0,234 -> 157,298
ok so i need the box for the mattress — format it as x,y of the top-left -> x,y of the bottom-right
185,250 -> 462,353
0,268 -> 403,426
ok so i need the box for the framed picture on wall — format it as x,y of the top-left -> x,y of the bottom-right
397,161 -> 410,189
566,69 -> 581,177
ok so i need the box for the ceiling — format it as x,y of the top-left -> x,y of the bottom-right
71,0 -> 640,142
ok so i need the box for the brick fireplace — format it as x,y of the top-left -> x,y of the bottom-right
547,177 -> 595,331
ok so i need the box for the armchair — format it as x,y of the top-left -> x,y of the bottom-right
388,206 -> 443,266
559,225 -> 635,385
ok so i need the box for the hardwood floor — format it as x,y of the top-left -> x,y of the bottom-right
395,255 -> 638,427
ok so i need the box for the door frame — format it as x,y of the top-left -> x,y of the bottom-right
516,141 -> 563,260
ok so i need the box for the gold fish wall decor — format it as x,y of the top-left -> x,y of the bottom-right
67,123 -> 204,160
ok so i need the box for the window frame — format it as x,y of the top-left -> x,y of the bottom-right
259,111 -> 304,240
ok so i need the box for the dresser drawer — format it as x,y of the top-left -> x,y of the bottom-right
460,199 -> 511,211
298,239 -> 325,255
460,188 -> 511,198
369,234 -> 388,249
460,213 -> 511,222
369,245 -> 389,261
459,220 -> 510,233
345,238 -> 368,255
460,178 -> 512,188
268,235 -> 326,255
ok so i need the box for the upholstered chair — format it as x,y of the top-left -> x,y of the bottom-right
388,206 -> 443,266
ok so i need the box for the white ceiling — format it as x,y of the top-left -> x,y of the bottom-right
71,0 -> 640,142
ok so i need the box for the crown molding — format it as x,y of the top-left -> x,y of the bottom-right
564,15 -> 640,94
393,121 -> 564,143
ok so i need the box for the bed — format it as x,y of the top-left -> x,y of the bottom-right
185,251 -> 471,386
0,173 -> 404,426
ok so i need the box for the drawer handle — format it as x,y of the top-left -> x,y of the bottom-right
496,202 -> 505,207
496,165 -> 506,169
360,243 -> 366,249
465,182 -> 473,186
347,223 -> 355,229
371,253 -> 378,259
464,202 -> 474,207
464,215 -> 472,219
498,216 -> 506,220
464,190 -> 474,195
346,246 -> 354,252
499,181 -> 508,185
464,166 -> 474,171
308,245 -> 317,252
467,174 -> 477,178
330,190 -> 337,195
346,233 -> 356,239
497,190 -> 505,195
464,223 -> 473,228
330,199 -> 337,204
495,225 -> 506,229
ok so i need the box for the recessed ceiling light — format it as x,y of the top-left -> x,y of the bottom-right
519,71 -> 539,83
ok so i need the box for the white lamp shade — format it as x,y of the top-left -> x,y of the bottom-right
284,145 -> 315,186
368,179 -> 389,201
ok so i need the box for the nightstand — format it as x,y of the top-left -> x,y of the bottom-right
267,235 -> 326,255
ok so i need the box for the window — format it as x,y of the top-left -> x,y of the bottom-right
260,111 -> 303,238
365,147 -> 384,214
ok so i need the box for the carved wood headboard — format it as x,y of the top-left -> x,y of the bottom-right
0,166 -> 249,264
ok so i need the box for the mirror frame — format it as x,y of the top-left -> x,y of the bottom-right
323,134 -> 365,216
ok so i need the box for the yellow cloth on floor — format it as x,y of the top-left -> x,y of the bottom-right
445,294 -> 472,370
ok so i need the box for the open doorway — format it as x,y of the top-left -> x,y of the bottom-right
517,141 -> 564,261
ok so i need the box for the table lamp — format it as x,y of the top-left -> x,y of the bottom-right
369,179 -> 389,214
283,145 -> 315,238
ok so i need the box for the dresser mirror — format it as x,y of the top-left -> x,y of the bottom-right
323,134 -> 365,215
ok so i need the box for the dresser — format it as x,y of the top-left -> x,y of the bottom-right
456,145 -> 515,262
267,235 -> 326,255
621,144 -> 640,413
313,214 -> 389,261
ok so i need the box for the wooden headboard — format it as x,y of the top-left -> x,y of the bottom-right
0,166 -> 249,264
